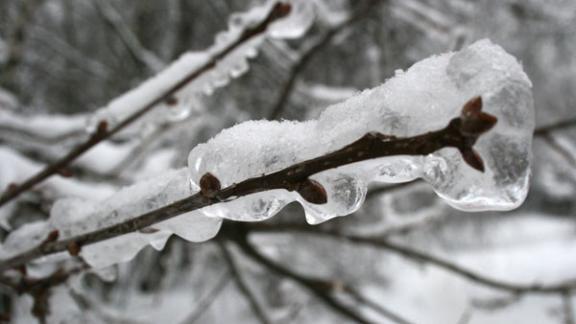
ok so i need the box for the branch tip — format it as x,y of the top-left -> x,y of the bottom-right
460,96 -> 497,136
460,148 -> 485,172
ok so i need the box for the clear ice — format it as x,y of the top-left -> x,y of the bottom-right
189,39 -> 535,224
0,40 -> 534,269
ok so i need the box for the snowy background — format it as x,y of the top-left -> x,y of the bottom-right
0,0 -> 575,323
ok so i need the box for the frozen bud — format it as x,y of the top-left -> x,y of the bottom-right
43,230 -> 60,244
297,179 -> 328,204
200,173 -> 222,198
460,97 -> 497,136
460,148 -> 485,172
96,120 -> 108,135
67,241 -> 81,256
270,2 -> 292,20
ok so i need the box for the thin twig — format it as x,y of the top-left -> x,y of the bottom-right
182,271 -> 232,324
229,229 -> 374,324
92,0 -> 164,73
534,118 -> 576,136
218,242 -> 272,324
539,133 -> 576,168
0,2 -> 293,208
0,99 -> 496,271
267,0 -> 384,120
343,286 -> 414,324
281,228 -> 576,295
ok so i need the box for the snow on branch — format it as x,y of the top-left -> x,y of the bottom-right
0,40 -> 534,271
0,1 -> 314,208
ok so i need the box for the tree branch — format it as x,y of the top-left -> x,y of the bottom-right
0,2 -> 293,208
273,227 -> 576,295
218,242 -> 272,324
181,270 -> 232,324
0,97 -> 496,271
227,227 -> 374,324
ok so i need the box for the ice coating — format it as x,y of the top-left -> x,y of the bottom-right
0,40 -> 534,270
189,39 -> 535,224
87,0 -> 314,135
0,169 -> 219,268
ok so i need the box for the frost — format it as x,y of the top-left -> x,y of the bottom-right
189,39 -> 534,224
87,0 -> 314,136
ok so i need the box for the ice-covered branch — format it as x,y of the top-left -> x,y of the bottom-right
0,97 -> 496,271
0,1 -> 311,208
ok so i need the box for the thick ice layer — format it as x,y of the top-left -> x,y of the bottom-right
0,40 -> 534,269
0,168 -> 219,268
87,0 -> 314,136
189,39 -> 534,224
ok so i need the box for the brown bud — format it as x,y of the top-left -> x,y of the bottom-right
96,120 -> 108,135
271,2 -> 292,19
460,96 -> 497,136
67,241 -> 81,256
297,179 -> 328,204
43,230 -> 60,244
460,148 -> 485,172
200,173 -> 221,198
57,168 -> 73,178
461,96 -> 483,118
165,96 -> 178,106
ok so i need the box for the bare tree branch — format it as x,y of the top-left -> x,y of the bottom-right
218,242 -> 272,324
0,98 -> 496,271
228,228 -> 374,324
342,286 -> 414,324
273,227 -> 576,295
534,118 -> 576,136
181,270 -> 232,324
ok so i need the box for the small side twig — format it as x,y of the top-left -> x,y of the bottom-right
281,228 -> 576,295
229,228 -> 373,324
182,270 -> 232,324
217,242 -> 272,324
